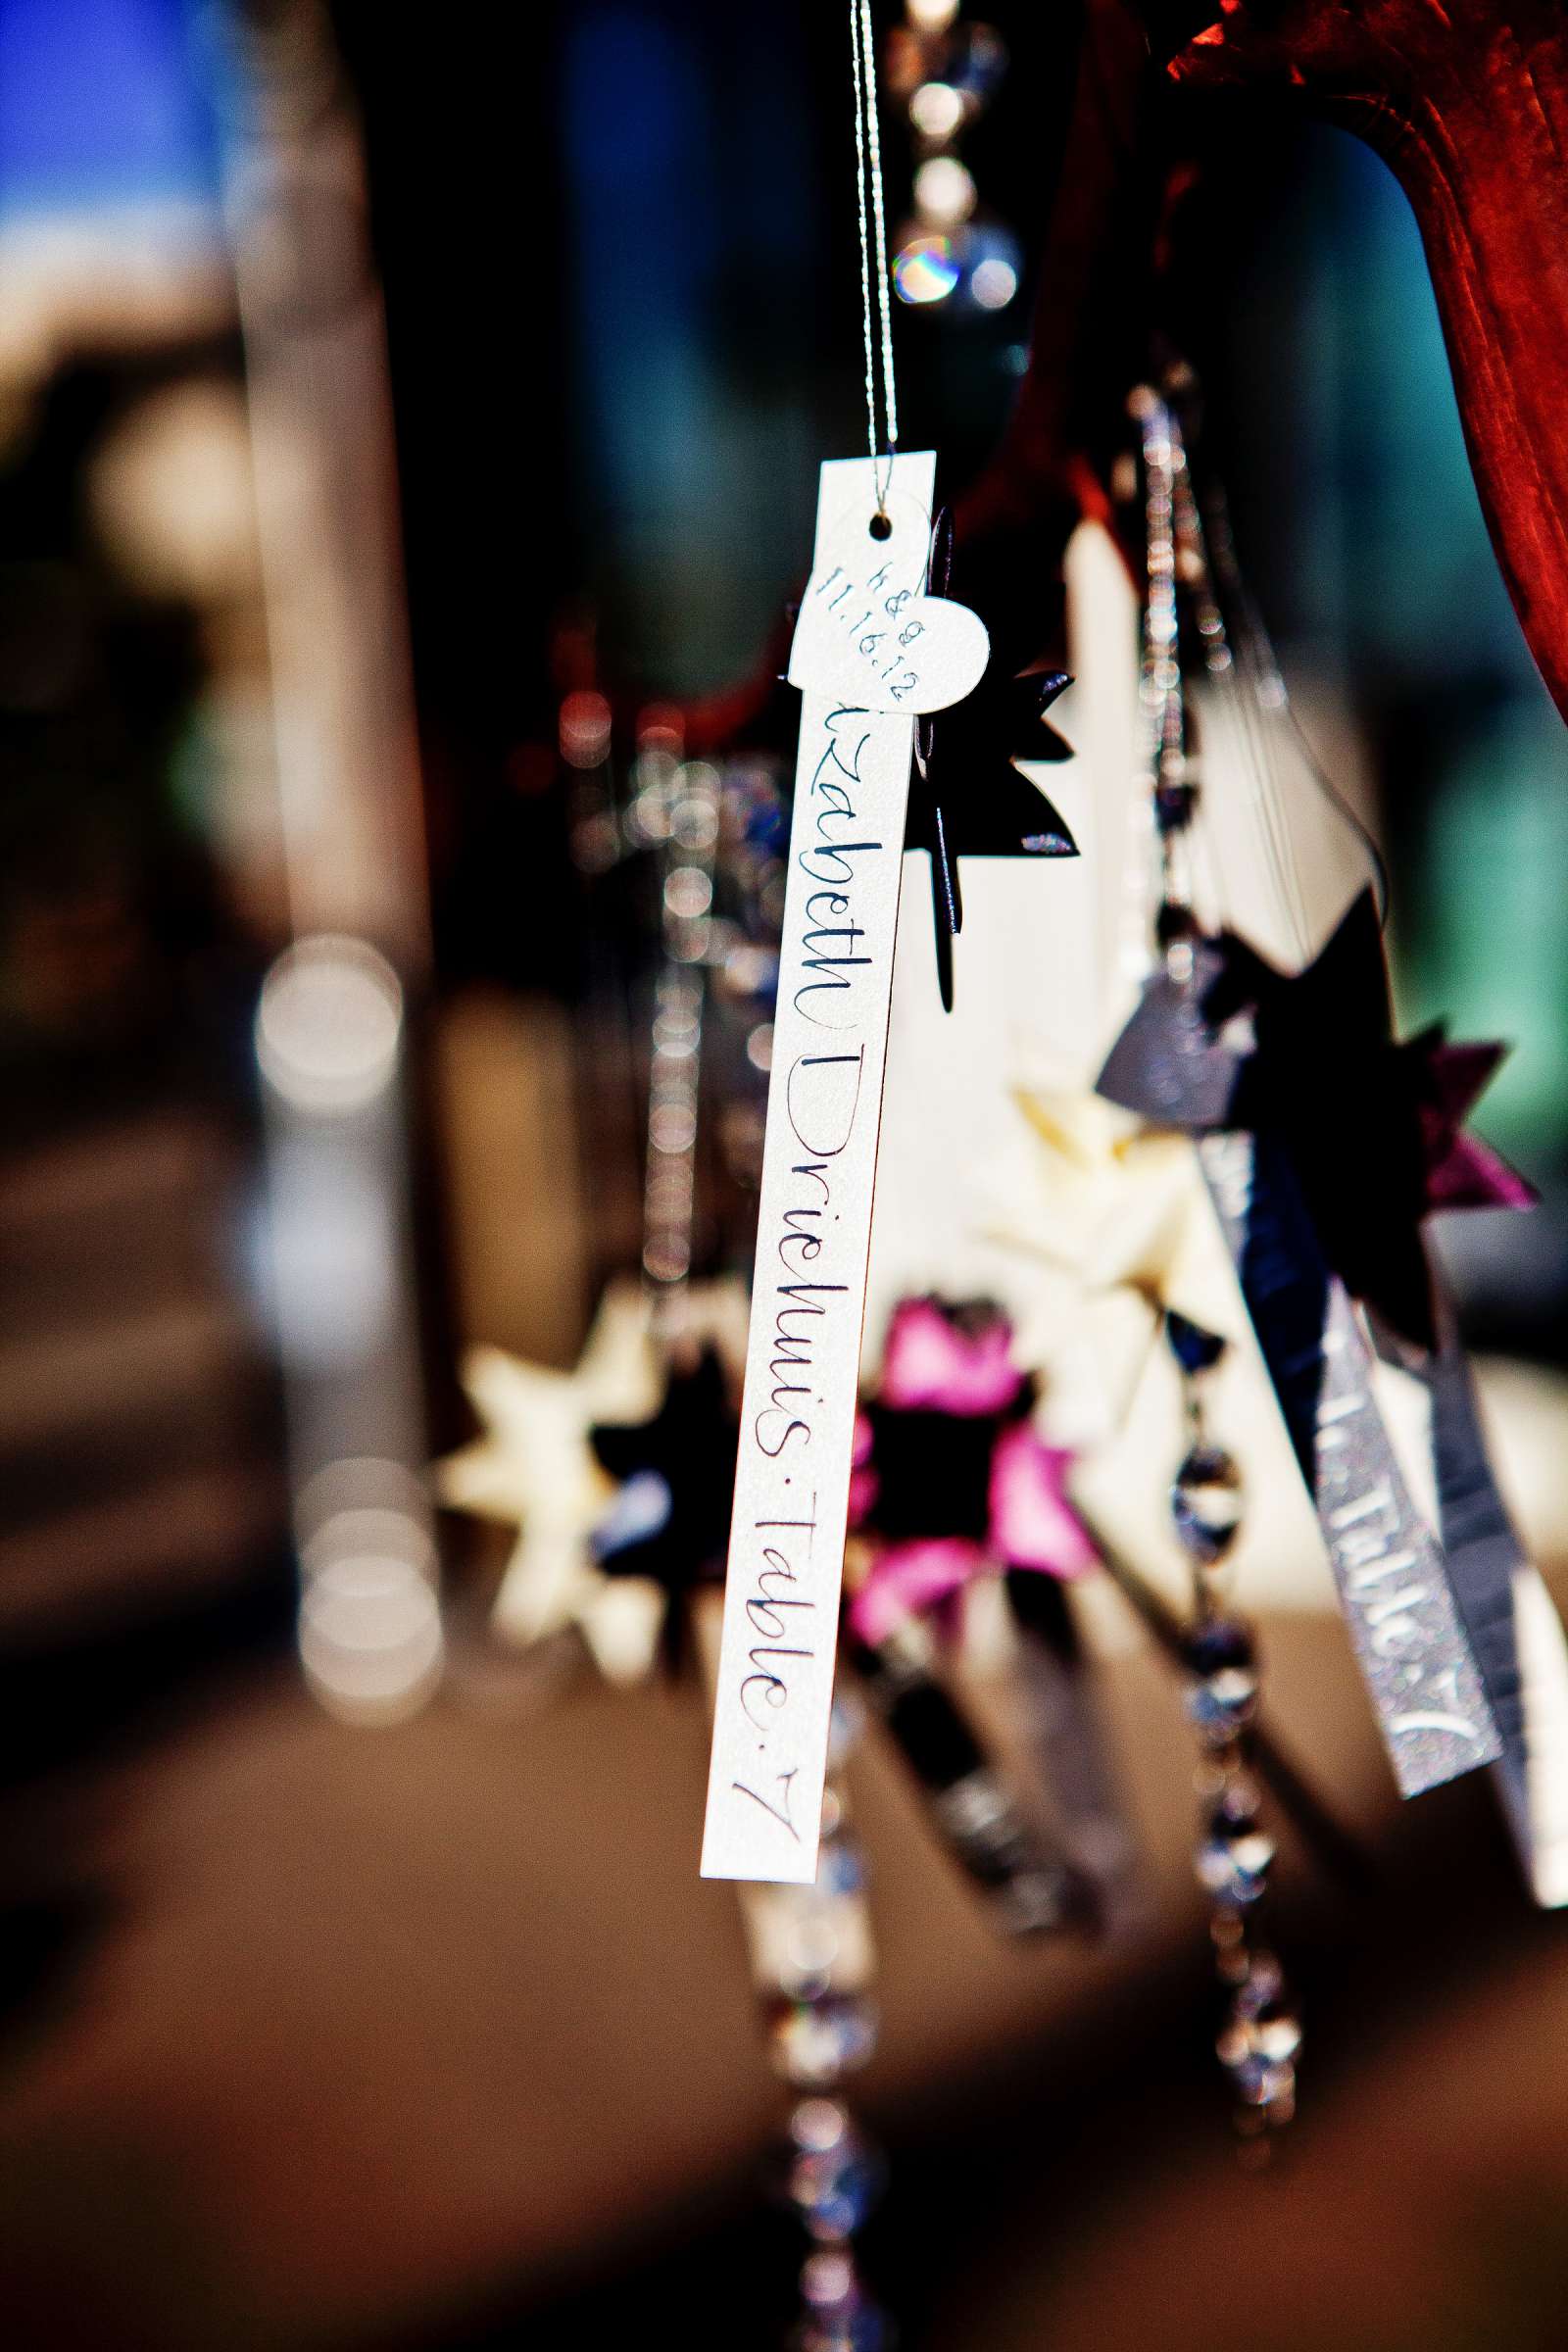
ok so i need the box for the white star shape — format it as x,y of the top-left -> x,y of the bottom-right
980,1086 -> 1242,1443
436,1280 -> 665,1685
435,1275 -> 748,1686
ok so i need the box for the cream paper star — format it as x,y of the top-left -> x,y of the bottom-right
435,1275 -> 751,1687
979,1086 -> 1242,1446
978,1083 -> 1340,1628
436,1279 -> 666,1686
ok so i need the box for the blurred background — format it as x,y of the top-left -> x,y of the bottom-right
3,3 -> 1568,2347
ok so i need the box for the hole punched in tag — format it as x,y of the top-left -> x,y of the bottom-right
869,512 -> 893,541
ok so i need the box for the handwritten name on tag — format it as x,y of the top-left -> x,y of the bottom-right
702,453 -> 966,1884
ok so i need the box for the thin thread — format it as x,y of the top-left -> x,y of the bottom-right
850,0 -> 898,508
1135,373 -> 1389,966
859,0 -> 898,466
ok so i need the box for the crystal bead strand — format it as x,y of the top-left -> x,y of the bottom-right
1125,375 -> 1305,2143
741,1701 -> 890,2350
640,743 -> 722,1300
886,0 -> 1021,315
1165,1311 -> 1302,2148
1128,382 -> 1198,970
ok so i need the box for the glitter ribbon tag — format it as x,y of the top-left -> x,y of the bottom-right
1199,1131 -> 1501,1796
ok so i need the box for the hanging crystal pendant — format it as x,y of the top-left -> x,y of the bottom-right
888,2 -> 1021,318
1138,390 -> 1299,2149
740,1714 -> 890,2336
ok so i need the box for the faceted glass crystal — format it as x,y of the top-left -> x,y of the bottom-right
815,1834 -> 868,1899
793,2251 -> 892,2352
1226,2048 -> 1296,2108
1196,1796 -> 1276,1906
1217,1945 -> 1301,2114
786,2119 -> 887,2243
887,21 -> 1007,114
1183,1617 -> 1258,1741
1154,775 -> 1199,834
766,1992 -> 878,2087
1172,1443 -> 1243,1562
892,216 -> 1021,313
792,2304 -> 891,2352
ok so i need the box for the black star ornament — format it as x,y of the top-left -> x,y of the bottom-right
589,1345 -> 739,1674
910,511 -> 1079,1008
1098,890 -> 1532,1350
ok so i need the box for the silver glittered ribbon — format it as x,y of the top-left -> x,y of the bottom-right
1418,1322 -> 1568,1901
850,1621 -> 1094,1935
1199,1130 -> 1500,1796
1004,1575 -> 1143,1932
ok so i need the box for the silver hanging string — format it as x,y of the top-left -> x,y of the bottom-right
1133,379 -> 1387,969
850,0 -> 898,510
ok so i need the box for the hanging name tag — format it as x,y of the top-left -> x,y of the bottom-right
701,452 -> 989,1882
1199,1130 -> 1501,1796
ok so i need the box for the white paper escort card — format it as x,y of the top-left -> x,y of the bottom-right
700,451 -> 989,1883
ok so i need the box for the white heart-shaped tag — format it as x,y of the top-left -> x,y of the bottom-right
787,485 -> 989,714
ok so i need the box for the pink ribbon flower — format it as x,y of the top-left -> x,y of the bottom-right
848,1297 -> 1097,1645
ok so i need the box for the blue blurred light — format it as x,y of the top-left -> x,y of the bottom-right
0,0 -> 227,225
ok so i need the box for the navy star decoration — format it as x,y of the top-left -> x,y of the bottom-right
588,1343 -> 739,1676
912,511 -> 1080,1009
